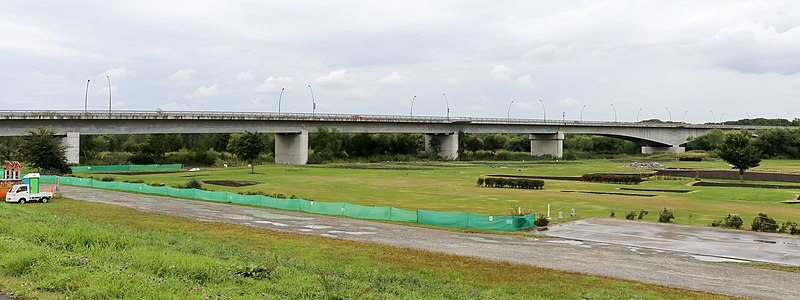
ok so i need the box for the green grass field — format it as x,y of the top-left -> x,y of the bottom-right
86,159 -> 800,228
0,199 -> 728,299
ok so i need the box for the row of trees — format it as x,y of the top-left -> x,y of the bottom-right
687,128 -> 800,159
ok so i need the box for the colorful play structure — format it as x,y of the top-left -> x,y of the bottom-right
1,161 -> 23,199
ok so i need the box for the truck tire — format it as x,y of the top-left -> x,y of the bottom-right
41,197 -> 49,203
18,198 -> 26,204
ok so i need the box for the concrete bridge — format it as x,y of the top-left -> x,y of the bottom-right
0,110 -> 768,165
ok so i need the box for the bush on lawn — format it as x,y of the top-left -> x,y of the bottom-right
638,210 -> 648,220
185,178 -> 203,190
534,214 -> 549,227
625,211 -> 636,220
778,221 -> 799,235
477,177 -> 544,190
101,177 -> 115,182
580,173 -> 643,184
658,208 -> 674,223
751,213 -> 779,233
724,214 -> 743,229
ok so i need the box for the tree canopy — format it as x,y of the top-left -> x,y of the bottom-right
227,132 -> 267,173
19,127 -> 71,175
718,131 -> 762,180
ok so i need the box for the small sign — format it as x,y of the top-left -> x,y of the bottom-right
488,216 -> 494,222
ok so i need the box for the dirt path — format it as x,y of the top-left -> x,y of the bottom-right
58,186 -> 799,299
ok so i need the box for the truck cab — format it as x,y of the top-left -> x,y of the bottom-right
5,173 -> 52,204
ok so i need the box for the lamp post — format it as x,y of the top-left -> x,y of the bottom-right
107,75 -> 111,116
720,112 -> 725,125
538,99 -> 546,121
710,110 -> 716,123
507,100 -> 514,120
442,93 -> 450,120
409,95 -> 417,117
562,111 -> 565,123
278,87 -> 285,115
307,85 -> 316,116
580,104 -> 586,122
610,103 -> 617,122
84,79 -> 90,113
665,107 -> 672,122
681,110 -> 688,123
636,108 -> 642,122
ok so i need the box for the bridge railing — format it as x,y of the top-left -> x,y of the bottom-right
0,110 -> 770,129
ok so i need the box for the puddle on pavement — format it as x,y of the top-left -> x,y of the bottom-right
247,210 -> 313,220
690,255 -> 749,263
328,230 -> 376,235
297,229 -> 313,232
545,240 -> 584,246
466,237 -> 501,244
320,233 -> 338,238
222,214 -> 253,220
254,220 -> 289,227
305,225 -> 333,230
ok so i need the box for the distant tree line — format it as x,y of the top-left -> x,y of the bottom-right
687,128 -> 800,159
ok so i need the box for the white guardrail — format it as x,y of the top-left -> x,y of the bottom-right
0,110 -> 772,129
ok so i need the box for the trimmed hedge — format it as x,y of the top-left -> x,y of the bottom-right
580,173 -> 643,184
677,156 -> 703,161
478,177 -> 544,190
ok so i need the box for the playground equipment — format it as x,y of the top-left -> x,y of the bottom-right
5,173 -> 53,204
0,161 -> 23,199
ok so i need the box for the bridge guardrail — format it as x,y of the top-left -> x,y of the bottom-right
0,110 -> 774,129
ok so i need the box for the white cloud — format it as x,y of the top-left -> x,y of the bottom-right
378,71 -> 407,87
699,20 -> 800,75
314,69 -> 353,86
102,67 -> 136,79
447,77 -> 461,86
168,69 -> 196,82
515,75 -> 535,87
236,97 -> 272,110
233,71 -> 254,83
559,97 -> 581,108
256,76 -> 292,92
489,65 -> 513,81
189,84 -> 219,98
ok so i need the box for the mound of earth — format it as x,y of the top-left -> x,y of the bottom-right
487,174 -> 582,181
619,187 -> 693,193
561,190 -> 656,197
203,180 -> 260,187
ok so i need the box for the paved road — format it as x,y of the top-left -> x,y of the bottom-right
58,185 -> 800,299
547,218 -> 800,266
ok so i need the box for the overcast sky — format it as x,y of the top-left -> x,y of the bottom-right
3,1 -> 800,123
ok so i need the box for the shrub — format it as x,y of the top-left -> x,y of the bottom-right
724,214 -> 743,229
751,213 -> 779,233
101,177 -> 115,182
609,210 -> 615,218
658,208 -> 674,223
677,156 -> 703,161
580,173 -> 643,184
123,179 -> 144,183
477,177 -> 544,190
148,182 -> 165,187
534,214 -> 549,227
185,178 -> 203,190
625,211 -> 636,220
637,210 -> 648,220
778,221 -> 799,235
710,219 -> 723,227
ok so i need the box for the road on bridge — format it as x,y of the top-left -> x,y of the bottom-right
56,185 -> 799,299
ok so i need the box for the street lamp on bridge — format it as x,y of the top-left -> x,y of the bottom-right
710,110 -> 716,123
308,85 -> 316,116
681,110 -> 688,123
538,99 -> 546,121
580,104 -> 586,122
84,79 -> 90,113
507,100 -> 514,120
665,107 -> 672,122
442,93 -> 450,120
107,75 -> 112,116
409,95 -> 417,117
610,103 -> 617,122
278,87 -> 285,115
636,108 -> 642,122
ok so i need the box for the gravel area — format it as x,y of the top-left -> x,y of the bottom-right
56,185 -> 800,299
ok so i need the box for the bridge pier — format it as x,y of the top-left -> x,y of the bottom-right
641,145 -> 685,154
60,132 -> 80,164
275,131 -> 308,165
425,132 -> 459,159
530,132 -> 563,158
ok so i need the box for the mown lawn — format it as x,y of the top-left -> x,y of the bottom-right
84,159 -> 800,227
0,199 -> 728,299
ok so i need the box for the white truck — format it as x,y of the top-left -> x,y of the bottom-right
5,173 -> 53,204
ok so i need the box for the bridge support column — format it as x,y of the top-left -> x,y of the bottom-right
425,132 -> 458,159
530,132 -> 563,158
641,145 -> 685,154
61,132 -> 80,164
275,131 -> 308,165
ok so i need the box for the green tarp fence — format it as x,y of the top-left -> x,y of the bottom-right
71,164 -> 183,173
41,175 -> 534,231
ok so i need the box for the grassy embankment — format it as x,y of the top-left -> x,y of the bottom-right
86,159 -> 800,227
0,199 -> 728,299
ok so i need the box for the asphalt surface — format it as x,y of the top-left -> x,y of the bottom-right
57,185 -> 800,299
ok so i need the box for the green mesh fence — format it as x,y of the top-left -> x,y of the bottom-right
41,175 -> 534,231
71,164 -> 183,173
